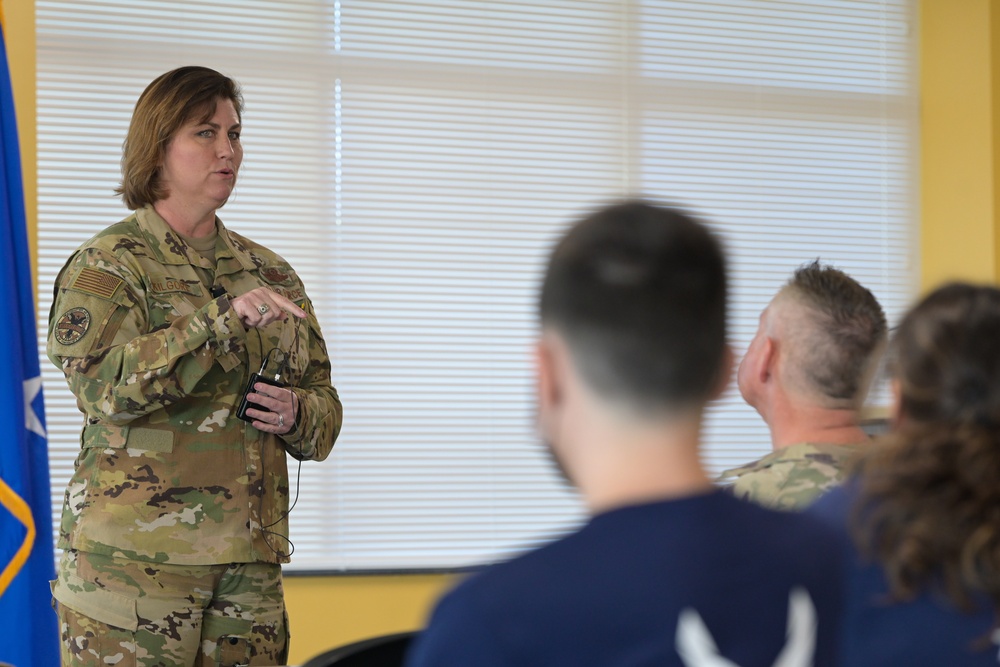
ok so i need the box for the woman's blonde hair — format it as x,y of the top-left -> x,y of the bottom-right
115,66 -> 243,210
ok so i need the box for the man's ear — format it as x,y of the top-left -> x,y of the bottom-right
535,337 -> 553,408
535,334 -> 562,438
756,336 -> 778,385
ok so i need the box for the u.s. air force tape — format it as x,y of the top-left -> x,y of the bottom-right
71,267 -> 123,299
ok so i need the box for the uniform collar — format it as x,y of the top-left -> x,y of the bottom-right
134,204 -> 257,272
721,441 -> 862,477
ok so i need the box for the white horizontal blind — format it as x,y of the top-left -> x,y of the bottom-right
35,0 -> 917,571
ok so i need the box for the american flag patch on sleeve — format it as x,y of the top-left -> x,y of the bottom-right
71,267 -> 124,299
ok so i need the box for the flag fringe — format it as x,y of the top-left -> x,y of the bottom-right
0,476 -> 35,597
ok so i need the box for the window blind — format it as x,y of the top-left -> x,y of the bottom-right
35,0 -> 917,571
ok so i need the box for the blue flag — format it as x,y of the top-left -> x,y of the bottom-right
0,11 -> 59,667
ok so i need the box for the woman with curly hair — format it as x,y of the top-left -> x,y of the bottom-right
810,282 -> 1000,665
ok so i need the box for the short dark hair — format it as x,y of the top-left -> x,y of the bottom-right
539,200 -> 727,413
116,66 -> 244,210
785,260 -> 887,404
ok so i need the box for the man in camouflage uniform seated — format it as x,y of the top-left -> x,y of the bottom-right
717,261 -> 887,510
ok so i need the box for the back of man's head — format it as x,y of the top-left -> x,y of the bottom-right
778,261 -> 887,408
540,200 -> 727,415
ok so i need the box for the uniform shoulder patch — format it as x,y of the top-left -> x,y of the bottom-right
54,307 -> 92,345
71,267 -> 124,299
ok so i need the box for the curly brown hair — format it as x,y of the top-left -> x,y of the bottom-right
853,283 -> 1000,613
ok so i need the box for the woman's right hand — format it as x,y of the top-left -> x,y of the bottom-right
230,287 -> 307,329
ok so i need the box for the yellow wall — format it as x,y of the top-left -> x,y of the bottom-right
920,0 -> 1000,288
7,0 -> 1000,663
993,2 -> 1000,281
4,0 -> 35,264
283,573 -> 452,662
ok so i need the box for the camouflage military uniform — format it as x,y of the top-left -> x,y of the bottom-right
716,442 -> 861,511
56,551 -> 288,666
47,205 -> 342,665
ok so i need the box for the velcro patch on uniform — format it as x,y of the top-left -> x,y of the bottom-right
54,307 -> 92,345
71,267 -> 123,299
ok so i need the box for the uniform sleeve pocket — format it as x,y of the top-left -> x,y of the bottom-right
51,575 -> 139,632
81,423 -> 130,449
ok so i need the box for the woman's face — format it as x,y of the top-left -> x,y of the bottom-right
158,97 -> 242,211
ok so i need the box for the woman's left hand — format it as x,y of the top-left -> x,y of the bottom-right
245,383 -> 299,435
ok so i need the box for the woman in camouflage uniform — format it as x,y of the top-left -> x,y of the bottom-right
47,66 -> 342,666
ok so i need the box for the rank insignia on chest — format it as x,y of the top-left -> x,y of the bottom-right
55,307 -> 92,345
261,267 -> 291,283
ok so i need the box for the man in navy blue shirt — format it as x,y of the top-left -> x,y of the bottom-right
405,200 -> 845,667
